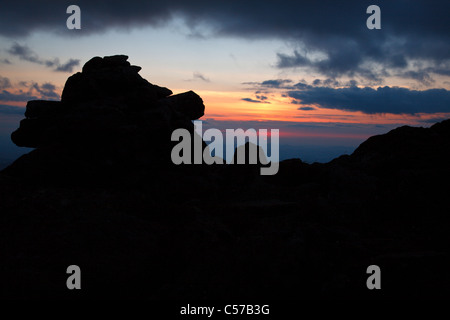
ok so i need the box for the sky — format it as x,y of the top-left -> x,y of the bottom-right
1,0 -> 450,165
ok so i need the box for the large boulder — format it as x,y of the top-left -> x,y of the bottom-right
61,55 -> 172,106
157,90 -> 205,120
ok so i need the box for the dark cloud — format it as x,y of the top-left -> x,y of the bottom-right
298,106 -> 315,111
185,72 -> 211,83
0,90 -> 37,102
430,64 -> 450,77
7,43 -> 41,63
269,1 -> 450,82
398,70 -> 435,86
323,79 -> 340,87
1,58 -> 12,64
241,98 -> 262,103
7,43 -> 80,73
0,81 -> 59,102
55,59 -> 80,72
0,1 -> 448,83
276,48 -> 384,82
0,76 -> 12,90
260,79 -> 293,88
193,72 -> 210,82
253,77 -> 377,95
289,86 -> 450,115
347,80 -> 358,87
243,79 -> 295,91
276,51 -> 310,68
0,1 -> 176,37
31,82 -> 59,99
41,83 -> 56,91
293,82 -> 311,90
241,98 -> 270,104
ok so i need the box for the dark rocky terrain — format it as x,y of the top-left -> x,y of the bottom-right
1,55 -> 449,299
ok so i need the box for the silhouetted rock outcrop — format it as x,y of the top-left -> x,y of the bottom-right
8,55 -> 208,184
350,120 -> 450,167
62,54 -> 172,105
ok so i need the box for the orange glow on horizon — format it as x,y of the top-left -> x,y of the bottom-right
3,88 -> 449,132
190,89 -> 449,127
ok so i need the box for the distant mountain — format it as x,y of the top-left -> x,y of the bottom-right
1,55 -> 449,300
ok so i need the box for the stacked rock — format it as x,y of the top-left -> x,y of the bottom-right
12,55 -> 204,148
9,55 -> 207,183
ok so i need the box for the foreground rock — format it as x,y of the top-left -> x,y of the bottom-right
8,55 -> 209,184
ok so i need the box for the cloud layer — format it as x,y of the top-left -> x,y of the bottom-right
244,78 -> 450,115
0,76 -> 12,90
241,97 -> 270,104
289,86 -> 450,115
7,43 -> 80,73
0,75 -> 60,102
1,1 -> 448,83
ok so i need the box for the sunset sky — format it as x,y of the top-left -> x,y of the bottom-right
1,0 -> 450,164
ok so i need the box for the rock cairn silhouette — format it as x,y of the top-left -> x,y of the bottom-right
9,55 -> 207,183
